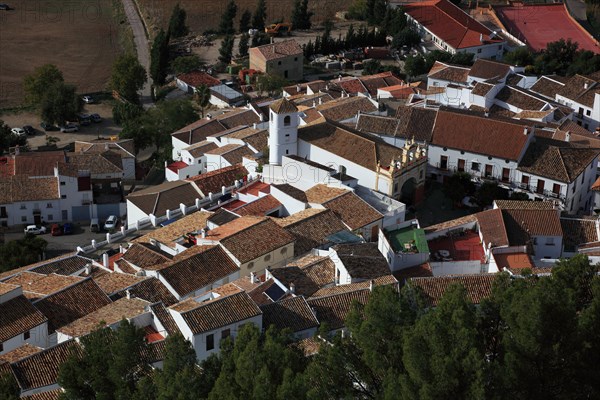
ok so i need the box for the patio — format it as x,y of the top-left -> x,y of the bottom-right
387,224 -> 429,254
427,231 -> 485,263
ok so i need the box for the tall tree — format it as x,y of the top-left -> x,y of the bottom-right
239,9 -> 252,33
150,29 -> 170,85
219,0 -> 238,34
194,84 -> 211,117
238,33 -> 250,57
291,0 -> 313,30
0,234 -> 47,273
170,54 -> 203,74
23,64 -> 64,106
110,54 -> 147,103
168,3 -> 189,38
0,372 -> 19,400
40,82 -> 81,125
218,35 -> 235,65
252,0 -> 267,30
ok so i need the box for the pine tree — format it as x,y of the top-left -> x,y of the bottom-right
218,35 -> 235,65
239,9 -> 252,33
291,0 -> 313,30
150,29 -> 170,85
252,0 -> 267,30
168,3 -> 189,38
154,334 -> 204,400
218,0 -> 237,35
238,33 -> 250,57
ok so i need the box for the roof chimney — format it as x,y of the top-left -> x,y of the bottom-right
103,253 -> 109,268
523,127 -> 528,136
289,282 -> 295,294
126,289 -> 132,300
480,33 -> 483,43
250,272 -> 257,284
84,263 -> 92,275
369,280 -> 374,292
584,82 -> 589,90
253,123 -> 257,129
565,131 -> 571,142
201,228 -> 206,238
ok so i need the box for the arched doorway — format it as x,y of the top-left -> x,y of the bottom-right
400,177 -> 417,206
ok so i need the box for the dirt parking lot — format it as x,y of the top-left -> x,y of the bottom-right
0,0 -> 123,108
0,102 -> 121,150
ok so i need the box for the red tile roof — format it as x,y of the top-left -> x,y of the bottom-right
232,194 -> 281,217
405,0 -> 502,49
410,274 -> 497,306
167,161 -> 188,172
177,71 -> 221,88
0,295 -> 47,342
187,164 -> 248,196
250,39 -> 303,61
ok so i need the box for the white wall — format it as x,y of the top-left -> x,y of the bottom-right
270,185 -> 307,216
0,322 -> 48,354
126,200 -> 151,229
532,235 -> 563,259
430,260 -> 483,276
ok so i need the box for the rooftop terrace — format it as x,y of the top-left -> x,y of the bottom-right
427,231 -> 485,262
387,225 -> 429,254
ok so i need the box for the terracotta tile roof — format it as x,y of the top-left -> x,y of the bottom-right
92,272 -> 145,295
295,336 -> 323,356
530,76 -> 566,100
12,151 -> 65,177
493,252 -> 534,272
471,82 -> 495,96
127,180 -> 202,216
409,274 -> 496,306
137,211 -> 212,247
0,295 -> 47,342
217,108 -> 263,130
475,208 -> 509,247
393,263 -> 433,284
333,243 -> 390,280
0,282 -> 19,296
309,274 -> 398,298
185,140 -> 219,158
270,97 -> 299,114
207,217 -> 295,264
299,120 -> 404,172
187,164 -> 248,196
323,192 -> 383,231
176,71 -> 221,88
518,138 -> 600,183
299,257 -> 336,287
172,291 -> 262,334
150,302 -> 180,335
33,278 -> 111,333
246,278 -> 283,305
404,0 -> 501,49
110,277 -> 178,307
307,288 -> 371,330
501,209 -> 563,246
359,72 -> 404,96
4,273 -> 84,300
269,256 -> 336,297
316,96 -> 377,121
272,183 -> 309,202
232,195 -> 281,217
496,86 -> 547,111
29,255 -> 92,276
11,340 -> 81,391
560,218 -> 599,251
356,114 -> 401,136
469,59 -> 511,80
261,296 -> 319,333
274,208 -> 349,256
0,175 -> 60,203
56,153 -> 124,177
423,214 -> 478,233
121,243 -> 172,269
428,63 -> 470,83
431,110 -> 531,160
556,74 -> 600,108
22,388 -> 63,400
394,106 -> 438,141
331,77 -> 368,95
207,208 -> 239,226
158,245 -> 238,297
251,39 -> 303,61
74,139 -> 135,157
172,118 -> 227,146
57,297 -> 150,338
494,200 -> 556,210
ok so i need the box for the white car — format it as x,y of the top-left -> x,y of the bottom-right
24,225 -> 46,235
104,215 -> 118,231
11,127 -> 25,136
60,123 -> 79,133
82,95 -> 94,104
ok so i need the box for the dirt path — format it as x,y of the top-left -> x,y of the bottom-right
121,0 -> 153,107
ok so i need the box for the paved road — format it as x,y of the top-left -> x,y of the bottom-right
121,0 -> 154,108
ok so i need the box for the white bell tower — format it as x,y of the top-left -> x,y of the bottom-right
268,97 -> 299,165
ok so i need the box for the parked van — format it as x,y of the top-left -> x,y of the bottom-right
90,218 -> 100,232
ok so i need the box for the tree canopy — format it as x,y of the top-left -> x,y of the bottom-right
168,3 -> 189,38
0,120 -> 27,154
252,0 -> 267,30
150,29 -> 170,86
219,0 -> 237,34
291,0 -> 313,30
110,54 -> 147,103
0,234 -> 48,273
23,64 -> 64,106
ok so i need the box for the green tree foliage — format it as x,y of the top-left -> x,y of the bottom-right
0,235 -> 48,273
110,54 -> 147,103
291,0 -> 313,30
475,181 -> 506,208
381,7 -> 407,36
256,74 -> 289,96
150,29 -> 170,85
252,0 -> 267,30
23,64 -> 64,106
0,120 -> 27,154
40,83 -> 81,125
347,0 -> 368,20
238,33 -> 250,57
251,32 -> 271,48
170,55 -> 203,75
534,38 -> 580,75
168,3 -> 189,38
363,59 -> 383,75
504,46 -> 535,67
58,320 -> 148,400
239,9 -> 252,33
219,0 -> 238,35
0,372 -> 19,400
218,35 -> 235,65
194,84 -> 212,117
392,28 -> 420,49
112,102 -> 144,126
443,172 -> 475,205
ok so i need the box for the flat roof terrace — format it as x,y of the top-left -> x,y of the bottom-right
387,225 -> 429,254
427,231 -> 485,262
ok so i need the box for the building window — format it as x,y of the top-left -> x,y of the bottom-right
206,334 -> 214,351
248,261 -> 254,269
278,61 -> 282,65
60,181 -> 65,186
586,110 -> 591,116
61,195 -> 66,199
284,115 -> 291,126
0,342 -> 3,352
280,247 -> 287,255
286,149 -> 289,154
477,48 -> 482,53
471,162 -> 480,172
294,57 -> 298,61
485,164 -> 493,177
498,45 -> 502,50
546,237 -> 554,245
457,159 -> 465,172
46,203 -> 52,208
439,155 -> 448,170
533,237 -> 538,245
20,204 -> 26,210
221,329 -> 230,340
24,331 -> 30,340
48,215 -> 53,221
264,254 -> 271,262
21,216 -> 27,222
553,183 -> 561,195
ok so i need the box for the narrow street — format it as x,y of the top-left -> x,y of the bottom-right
121,0 -> 154,108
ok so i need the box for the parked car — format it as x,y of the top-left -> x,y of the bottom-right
11,127 -> 25,136
22,125 -> 35,135
50,224 -> 63,236
78,114 -> 91,126
40,122 -> 58,131
91,113 -> 102,123
63,223 -> 73,235
104,215 -> 118,231
60,123 -> 79,133
0,4 -> 11,10
24,225 -> 46,235
82,95 -> 94,104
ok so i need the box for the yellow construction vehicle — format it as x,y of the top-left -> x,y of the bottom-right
265,23 -> 292,36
